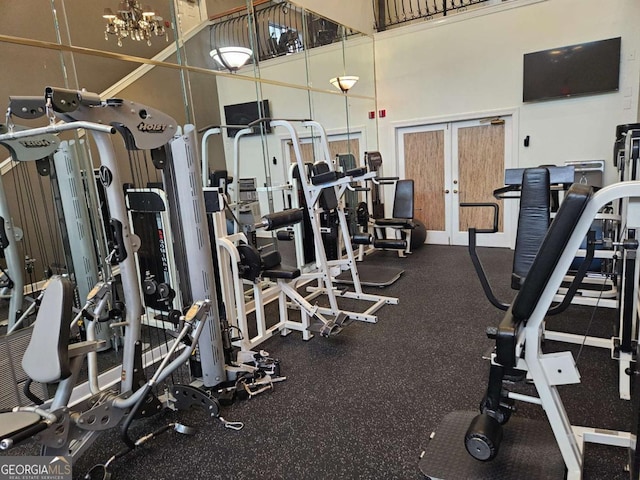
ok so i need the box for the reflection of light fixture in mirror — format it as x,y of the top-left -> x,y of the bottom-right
102,0 -> 170,47
330,76 -> 359,93
210,47 -> 253,72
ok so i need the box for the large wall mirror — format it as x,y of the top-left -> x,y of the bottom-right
0,0 -> 376,340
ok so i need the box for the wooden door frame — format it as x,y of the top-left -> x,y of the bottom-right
393,108 -> 519,248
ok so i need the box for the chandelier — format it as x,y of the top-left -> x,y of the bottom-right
102,1 -> 170,47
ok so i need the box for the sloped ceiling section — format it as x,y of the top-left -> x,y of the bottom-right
0,0 -> 177,104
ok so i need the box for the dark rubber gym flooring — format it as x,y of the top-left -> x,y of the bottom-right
4,245 -> 633,479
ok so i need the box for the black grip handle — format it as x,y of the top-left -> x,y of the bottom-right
1,421 -> 49,450
110,219 -> 128,263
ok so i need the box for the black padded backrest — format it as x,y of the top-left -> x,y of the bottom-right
391,179 -> 414,219
365,151 -> 383,172
365,152 -> 385,219
312,162 -> 339,211
511,168 -> 551,289
511,183 -> 593,322
22,276 -> 74,383
337,153 -> 356,171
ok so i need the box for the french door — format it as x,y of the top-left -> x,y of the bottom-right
398,117 -> 512,247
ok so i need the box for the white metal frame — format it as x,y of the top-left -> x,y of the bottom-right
272,119 -> 398,324
208,187 -> 313,348
545,130 -> 640,401
499,181 -> 640,478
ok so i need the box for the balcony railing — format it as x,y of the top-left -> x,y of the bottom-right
208,1 -> 359,70
374,0 -> 494,30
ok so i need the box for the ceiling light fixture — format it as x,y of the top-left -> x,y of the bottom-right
330,76 -> 359,93
210,46 -> 253,72
102,0 -> 170,47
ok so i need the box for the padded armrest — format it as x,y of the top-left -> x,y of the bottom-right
311,170 -> 342,185
346,167 -> 367,178
375,218 -> 415,229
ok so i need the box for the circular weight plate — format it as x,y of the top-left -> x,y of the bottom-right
157,283 -> 171,299
237,244 -> 262,281
143,279 -> 157,295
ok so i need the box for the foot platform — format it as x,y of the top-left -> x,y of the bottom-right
307,312 -> 351,337
335,264 -> 404,287
419,411 -> 564,479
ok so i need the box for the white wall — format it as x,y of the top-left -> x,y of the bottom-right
374,0 -> 640,186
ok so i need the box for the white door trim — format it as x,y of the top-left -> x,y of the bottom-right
395,109 -> 518,248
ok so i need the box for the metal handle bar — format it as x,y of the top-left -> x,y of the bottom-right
0,121 -> 115,142
248,117 -> 311,127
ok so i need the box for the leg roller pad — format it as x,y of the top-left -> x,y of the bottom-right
465,414 -> 503,461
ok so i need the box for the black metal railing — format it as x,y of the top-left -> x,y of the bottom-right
374,0 -> 493,31
208,1 -> 359,70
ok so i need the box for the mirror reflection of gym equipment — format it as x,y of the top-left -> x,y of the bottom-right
0,1 -> 639,480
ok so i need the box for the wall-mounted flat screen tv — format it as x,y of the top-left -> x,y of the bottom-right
224,99 -> 271,137
523,37 -> 621,102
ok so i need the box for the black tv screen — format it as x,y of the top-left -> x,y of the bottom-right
523,37 -> 621,102
223,99 -> 271,137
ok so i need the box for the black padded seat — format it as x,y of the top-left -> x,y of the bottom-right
494,183 -> 593,367
262,266 -> 301,280
373,179 -> 415,228
375,218 -> 416,229
260,249 -> 300,279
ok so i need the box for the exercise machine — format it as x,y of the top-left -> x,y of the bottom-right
420,181 -> 640,479
269,119 -> 398,323
335,152 -> 406,288
463,165 -> 635,398
207,119 -> 398,329
0,88 -> 252,477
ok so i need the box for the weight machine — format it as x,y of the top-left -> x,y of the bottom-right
463,164 -> 637,399
271,119 -> 398,323
202,122 -> 376,340
421,181 -> 640,479
0,88 -> 258,477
